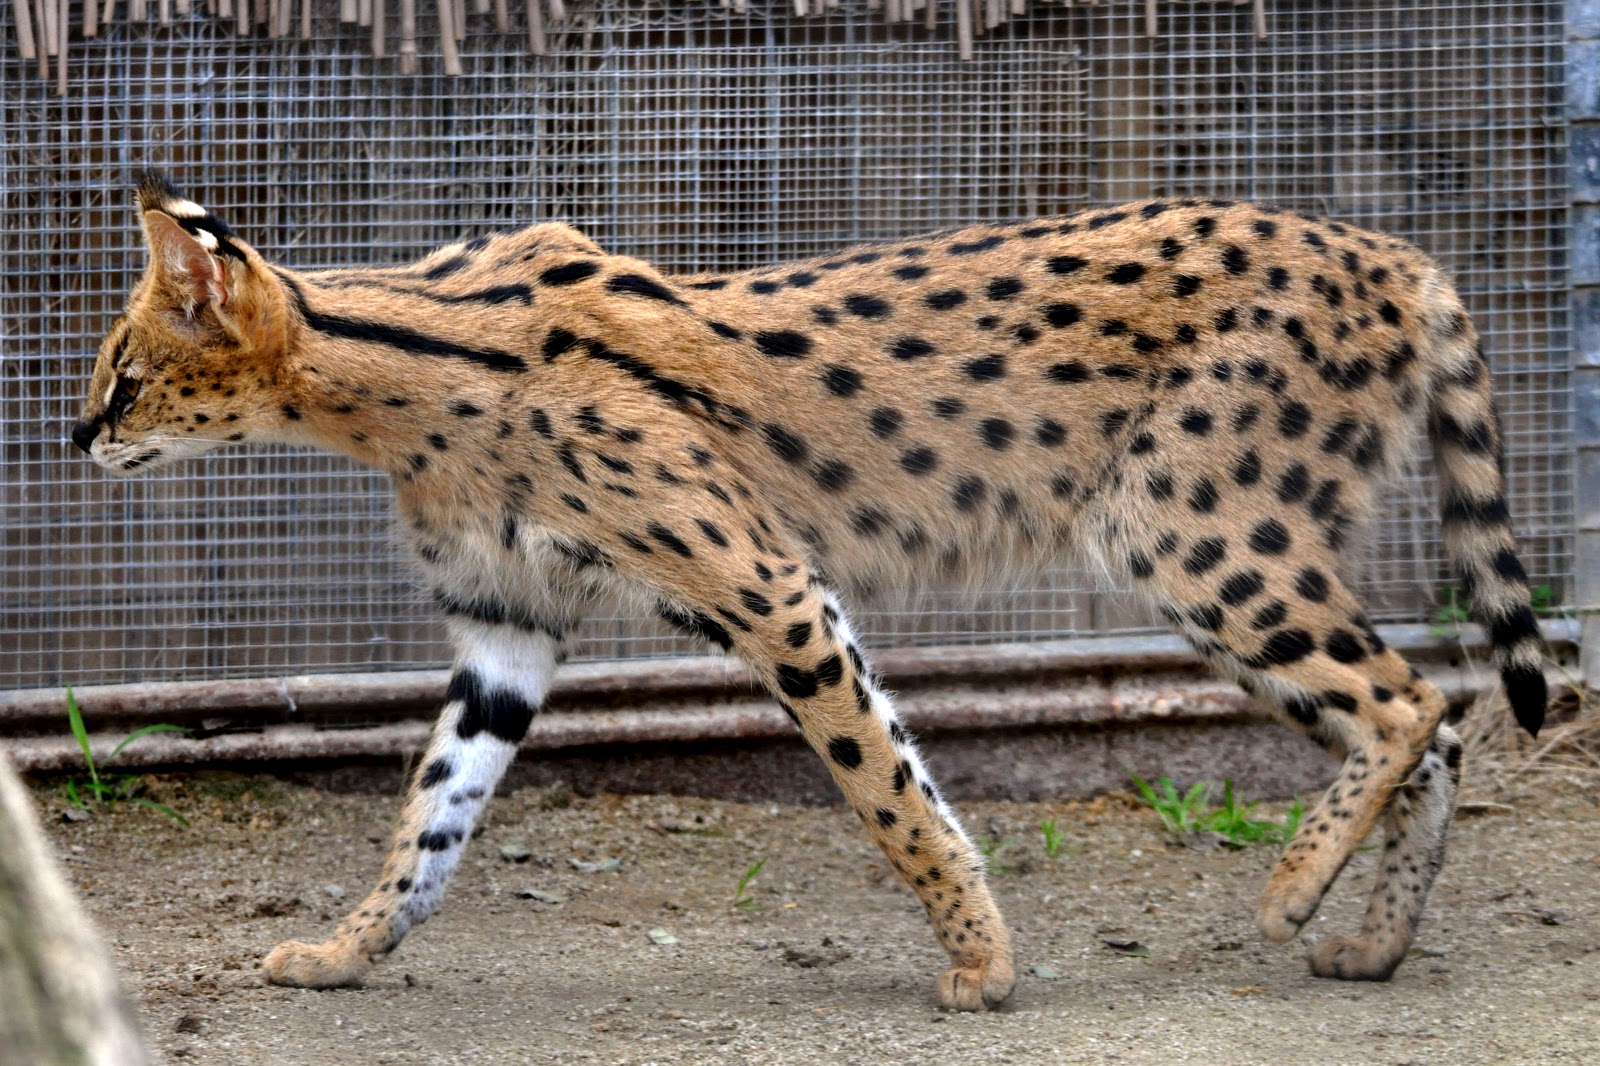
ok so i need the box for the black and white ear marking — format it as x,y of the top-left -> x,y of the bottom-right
136,171 -> 247,263
143,212 -> 232,310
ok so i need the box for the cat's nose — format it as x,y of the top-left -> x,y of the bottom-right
70,420 -> 100,454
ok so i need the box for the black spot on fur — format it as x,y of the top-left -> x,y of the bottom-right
1220,570 -> 1265,606
1249,518 -> 1291,555
900,446 -> 939,475
777,664 -> 818,699
1182,537 -> 1228,576
844,294 -> 892,319
986,277 -> 1024,300
755,331 -> 813,359
891,337 -> 936,361
1325,629 -> 1366,663
964,354 -> 1006,381
828,736 -> 864,769
450,669 -> 537,742
822,365 -> 862,397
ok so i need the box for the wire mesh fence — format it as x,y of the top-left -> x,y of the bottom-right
0,0 -> 1571,693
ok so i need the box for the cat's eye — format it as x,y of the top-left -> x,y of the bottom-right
109,374 -> 141,416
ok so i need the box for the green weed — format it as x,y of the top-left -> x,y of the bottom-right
62,687 -> 191,825
1129,773 -> 1302,848
1039,816 -> 1068,860
1429,585 -> 1471,639
733,856 -> 767,912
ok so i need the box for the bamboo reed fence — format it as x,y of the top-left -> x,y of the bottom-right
8,0 -> 1269,86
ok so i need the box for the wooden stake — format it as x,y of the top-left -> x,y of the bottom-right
474,0 -> 486,17
54,0 -> 66,95
1253,0 -> 1266,40
299,0 -> 310,36
545,0 -> 563,23
176,0 -> 190,15
219,0 -> 231,20
103,0 -> 116,29
358,0 -> 371,25
84,0 -> 99,38
526,0 -> 545,55
14,0 -> 40,61
437,0 -> 461,75
158,0 -> 169,23
40,0 -> 56,56
453,0 -> 464,41
339,0 -> 354,22
924,0 -> 935,31
1144,0 -> 1156,38
371,0 -> 385,55
491,0 -> 506,34
266,0 -> 279,36
33,0 -> 49,84
956,0 -> 972,58
399,0 -> 417,72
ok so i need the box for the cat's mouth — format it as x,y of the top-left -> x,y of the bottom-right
87,436 -> 172,476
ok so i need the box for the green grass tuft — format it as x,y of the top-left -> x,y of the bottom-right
732,856 -> 767,912
1129,773 -> 1302,848
62,686 -> 192,826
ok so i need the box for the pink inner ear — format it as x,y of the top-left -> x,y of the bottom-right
147,213 -> 229,308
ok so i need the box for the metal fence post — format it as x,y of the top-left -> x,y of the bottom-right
1572,0 -> 1600,683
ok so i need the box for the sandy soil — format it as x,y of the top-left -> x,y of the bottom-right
35,770 -> 1600,1065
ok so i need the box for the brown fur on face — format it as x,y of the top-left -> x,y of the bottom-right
73,176 -> 291,474
75,176 -> 1546,1008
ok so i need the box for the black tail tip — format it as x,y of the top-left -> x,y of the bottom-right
1503,663 -> 1547,737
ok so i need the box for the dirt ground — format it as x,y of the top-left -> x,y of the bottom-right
34,768 -> 1600,1066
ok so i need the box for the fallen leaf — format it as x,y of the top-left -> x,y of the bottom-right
1029,964 -> 1059,980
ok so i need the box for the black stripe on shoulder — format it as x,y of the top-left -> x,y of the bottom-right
581,339 -> 725,422
298,276 -> 531,306
277,272 -> 527,373
607,273 -> 686,306
421,253 -> 472,280
420,284 -> 533,306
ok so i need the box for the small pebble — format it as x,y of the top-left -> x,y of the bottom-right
499,843 -> 532,863
648,928 -> 679,945
514,888 -> 564,904
323,883 -> 346,900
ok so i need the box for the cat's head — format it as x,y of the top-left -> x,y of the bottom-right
72,173 -> 289,475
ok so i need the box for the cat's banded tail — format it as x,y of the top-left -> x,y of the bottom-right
1420,271 -> 1547,736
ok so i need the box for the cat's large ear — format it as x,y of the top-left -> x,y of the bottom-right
136,172 -> 251,314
